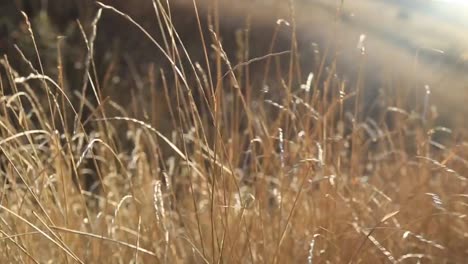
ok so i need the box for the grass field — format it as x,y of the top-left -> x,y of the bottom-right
1,1 -> 467,263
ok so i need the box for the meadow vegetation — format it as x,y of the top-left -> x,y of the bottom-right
0,1 -> 467,263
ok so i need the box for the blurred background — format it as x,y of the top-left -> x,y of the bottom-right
1,0 -> 467,126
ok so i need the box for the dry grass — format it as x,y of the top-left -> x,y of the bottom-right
1,1 -> 467,263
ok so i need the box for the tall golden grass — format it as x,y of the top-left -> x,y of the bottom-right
0,1 -> 467,263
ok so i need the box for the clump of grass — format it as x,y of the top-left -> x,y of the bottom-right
1,1 -> 467,263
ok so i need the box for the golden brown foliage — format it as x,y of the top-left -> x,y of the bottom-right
1,1 -> 467,263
